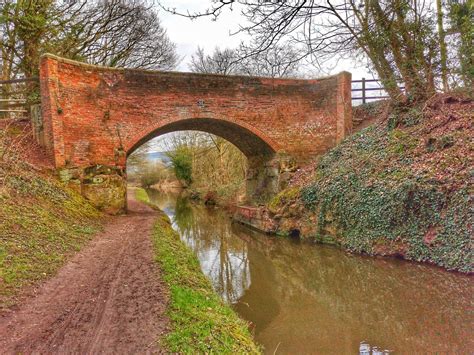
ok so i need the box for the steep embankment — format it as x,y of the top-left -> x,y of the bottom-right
270,94 -> 473,272
0,123 -> 102,308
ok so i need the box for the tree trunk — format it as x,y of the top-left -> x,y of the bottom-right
436,0 -> 449,91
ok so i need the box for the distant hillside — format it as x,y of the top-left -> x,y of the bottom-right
147,151 -> 171,165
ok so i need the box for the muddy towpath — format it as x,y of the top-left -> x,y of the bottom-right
0,193 -> 168,354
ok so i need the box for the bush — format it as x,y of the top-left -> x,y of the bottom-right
167,146 -> 192,186
126,159 -> 171,188
138,162 -> 170,188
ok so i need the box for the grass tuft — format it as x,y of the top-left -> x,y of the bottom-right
134,187 -> 150,204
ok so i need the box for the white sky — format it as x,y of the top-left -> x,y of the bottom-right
159,1 -> 246,71
158,0 -> 373,80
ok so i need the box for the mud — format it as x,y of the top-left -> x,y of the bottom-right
0,193 -> 168,354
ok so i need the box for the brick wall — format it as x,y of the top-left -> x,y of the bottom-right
39,54 -> 352,170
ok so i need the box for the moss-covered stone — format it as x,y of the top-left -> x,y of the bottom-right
268,187 -> 300,214
82,175 -> 126,214
59,165 -> 127,215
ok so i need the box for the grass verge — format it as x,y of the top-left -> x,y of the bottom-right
0,171 -> 102,309
135,188 -> 261,354
134,186 -> 151,204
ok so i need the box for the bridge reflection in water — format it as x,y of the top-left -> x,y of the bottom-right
146,189 -> 473,354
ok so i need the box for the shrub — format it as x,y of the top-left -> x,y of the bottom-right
167,146 -> 193,186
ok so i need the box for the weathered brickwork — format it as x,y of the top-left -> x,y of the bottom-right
39,54 -> 352,213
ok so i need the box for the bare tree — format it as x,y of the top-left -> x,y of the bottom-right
190,44 -> 302,78
157,131 -> 247,200
190,47 -> 238,74
446,0 -> 473,89
127,139 -> 156,167
56,0 -> 179,70
436,0 -> 449,91
0,2 -> 22,82
162,0 -> 450,104
237,43 -> 303,78
0,0 -> 179,81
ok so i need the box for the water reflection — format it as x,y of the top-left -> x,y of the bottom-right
147,189 -> 251,303
147,190 -> 474,354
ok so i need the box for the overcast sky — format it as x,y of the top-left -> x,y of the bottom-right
158,0 -> 373,80
159,1 -> 246,70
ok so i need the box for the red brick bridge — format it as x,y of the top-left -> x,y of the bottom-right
37,54 -> 352,213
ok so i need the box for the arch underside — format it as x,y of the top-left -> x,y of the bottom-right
128,118 -> 276,158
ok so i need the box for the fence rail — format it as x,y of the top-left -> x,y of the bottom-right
351,78 -> 404,104
0,77 -> 40,120
0,77 -> 39,85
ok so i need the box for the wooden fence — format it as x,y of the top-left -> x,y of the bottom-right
0,77 -> 39,120
351,78 -> 404,104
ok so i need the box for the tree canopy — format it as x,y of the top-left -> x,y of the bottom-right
0,0 -> 179,81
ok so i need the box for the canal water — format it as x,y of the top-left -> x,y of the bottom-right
147,189 -> 473,354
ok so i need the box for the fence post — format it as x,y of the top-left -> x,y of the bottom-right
362,77 -> 366,104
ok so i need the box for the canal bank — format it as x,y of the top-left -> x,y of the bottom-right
135,188 -> 261,353
0,191 -> 168,353
1,180 -> 259,353
146,188 -> 473,354
241,95 -> 473,273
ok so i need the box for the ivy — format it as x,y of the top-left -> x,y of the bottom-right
299,124 -> 473,272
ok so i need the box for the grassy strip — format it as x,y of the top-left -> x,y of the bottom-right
134,187 -> 151,204
0,173 -> 102,308
135,188 -> 261,354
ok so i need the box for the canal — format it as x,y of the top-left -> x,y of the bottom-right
147,189 -> 473,354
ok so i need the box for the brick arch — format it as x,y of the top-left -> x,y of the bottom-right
126,116 -> 280,158
38,54 -> 352,213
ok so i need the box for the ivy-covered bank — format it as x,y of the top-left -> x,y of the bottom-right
0,167 -> 102,308
271,95 -> 473,273
135,189 -> 261,353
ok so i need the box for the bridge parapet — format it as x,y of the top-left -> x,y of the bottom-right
39,54 -> 351,213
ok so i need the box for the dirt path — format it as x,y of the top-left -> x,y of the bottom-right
0,193 -> 169,354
